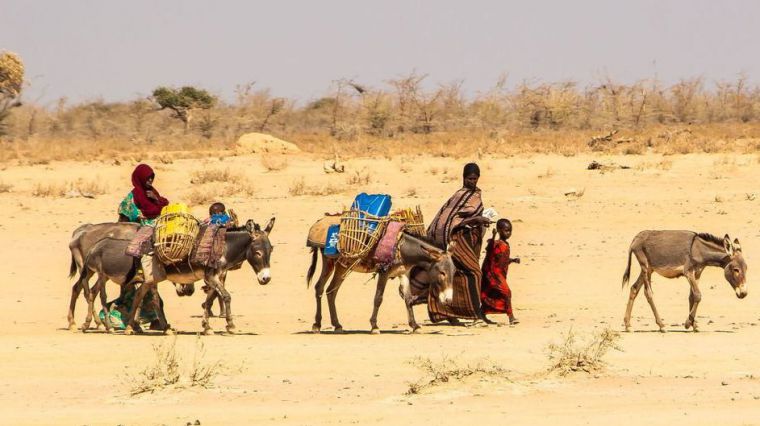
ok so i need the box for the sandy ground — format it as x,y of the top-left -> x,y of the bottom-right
1,151 -> 760,425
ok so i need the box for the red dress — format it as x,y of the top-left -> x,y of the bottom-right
480,239 -> 513,316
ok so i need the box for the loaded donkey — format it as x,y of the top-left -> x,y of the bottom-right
71,218 -> 274,334
306,215 -> 456,334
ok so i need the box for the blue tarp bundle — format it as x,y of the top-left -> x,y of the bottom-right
323,193 -> 393,256
351,193 -> 392,234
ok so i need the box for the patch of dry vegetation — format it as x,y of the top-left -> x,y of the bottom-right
123,337 -> 224,396
186,182 -> 255,206
190,168 -> 236,184
0,180 -> 12,193
31,178 -> 107,198
288,177 -> 342,196
346,168 -> 371,186
3,74 -> 760,163
186,168 -> 254,205
546,328 -> 622,376
405,356 -> 510,395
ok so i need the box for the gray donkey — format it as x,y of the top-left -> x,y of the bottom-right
306,229 -> 456,334
77,218 -> 274,335
67,222 -> 195,331
622,230 -> 747,332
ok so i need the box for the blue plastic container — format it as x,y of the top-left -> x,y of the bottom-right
351,193 -> 392,234
324,224 -> 341,257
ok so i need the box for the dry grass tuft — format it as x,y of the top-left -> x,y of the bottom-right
190,168 -> 240,185
32,182 -> 67,198
405,187 -> 418,198
289,177 -> 342,196
186,181 -> 255,206
260,155 -> 289,172
0,181 -> 12,193
30,179 -> 106,198
546,328 -> 622,376
346,169 -> 371,186
123,336 -> 223,396
405,356 -> 510,395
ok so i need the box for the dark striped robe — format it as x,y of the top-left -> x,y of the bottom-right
411,187 -> 485,321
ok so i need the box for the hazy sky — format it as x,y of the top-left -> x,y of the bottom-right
1,0 -> 758,105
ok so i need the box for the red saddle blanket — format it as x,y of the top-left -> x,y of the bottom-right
372,221 -> 404,267
191,225 -> 226,267
125,226 -> 154,257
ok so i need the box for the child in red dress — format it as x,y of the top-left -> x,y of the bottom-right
480,219 -> 520,325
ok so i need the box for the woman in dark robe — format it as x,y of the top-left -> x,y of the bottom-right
422,162 -> 492,323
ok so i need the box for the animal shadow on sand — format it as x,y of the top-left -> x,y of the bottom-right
294,328 -> 415,335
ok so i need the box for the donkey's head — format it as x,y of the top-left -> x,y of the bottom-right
421,245 -> 456,305
245,218 -> 275,285
722,235 -> 747,299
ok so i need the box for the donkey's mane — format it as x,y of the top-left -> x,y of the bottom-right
402,230 -> 445,251
697,233 -> 724,247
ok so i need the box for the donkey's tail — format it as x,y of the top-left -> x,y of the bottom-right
306,247 -> 319,288
622,247 -> 633,289
69,254 -> 78,279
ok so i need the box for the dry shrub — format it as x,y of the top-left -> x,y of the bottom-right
190,168 -> 238,184
546,328 -> 621,376
405,356 -> 510,395
74,178 -> 107,196
186,181 -> 254,206
124,336 -> 222,396
0,181 -> 11,193
346,169 -> 371,185
289,177 -> 341,196
405,187 -> 418,198
32,182 -> 67,197
260,155 -> 289,172
32,178 -> 107,198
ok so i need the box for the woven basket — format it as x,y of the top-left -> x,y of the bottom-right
338,209 -> 388,259
154,212 -> 199,264
390,206 -> 425,237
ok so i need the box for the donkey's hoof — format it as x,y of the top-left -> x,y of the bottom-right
124,326 -> 135,336
202,328 -> 214,336
333,327 -> 344,334
411,326 -> 422,334
370,328 -> 381,335
164,328 -> 175,335
311,325 -> 321,334
106,328 -> 115,334
624,326 -> 631,333
68,324 -> 78,332
226,326 -> 237,334
658,327 -> 667,333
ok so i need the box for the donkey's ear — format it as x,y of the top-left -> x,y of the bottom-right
733,238 -> 742,253
245,219 -> 255,233
264,217 -> 275,234
723,234 -> 733,254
